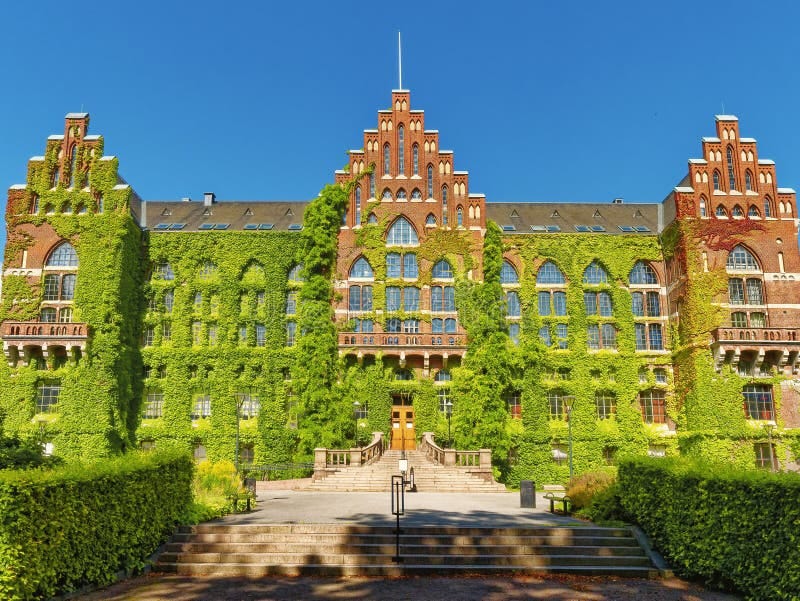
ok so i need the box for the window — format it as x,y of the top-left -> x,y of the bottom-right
162,321 -> 172,342
40,308 -> 56,323
438,388 -> 451,413
286,322 -> 296,346
509,322 -> 520,345
713,170 -> 721,191
192,395 -> 212,419
555,324 -> 568,349
396,189 -> 407,201
403,254 -> 418,279
432,259 -> 453,279
548,391 -> 566,420
207,324 -> 217,346
539,326 -> 551,346
727,246 -> 759,271
386,217 -> 418,245
716,204 -> 727,218
538,291 -> 567,316
142,327 -> 155,346
402,319 -> 419,333
46,242 -> 78,267
552,444 -> 568,465
192,321 -> 202,345
288,264 -> 304,282
383,143 -> 390,175
425,213 -> 437,226
745,170 -> 753,191
198,261 -> 217,279
699,196 -> 707,217
395,369 -> 413,381
36,380 -> 60,413
635,323 -> 664,350
748,205 -> 760,218
587,324 -> 616,350
60,275 -> 75,300
743,384 -> 774,420
386,318 -> 401,332
435,369 -> 452,383
754,443 -> 776,470
350,257 -> 374,278
582,262 -> 608,284
764,196 -> 773,218
654,368 -> 667,384
427,164 -> 433,197
506,392 -> 521,418
386,253 -> 401,278
69,145 -> 78,187
355,187 -> 362,224
43,275 -> 60,300
285,291 -> 297,315
505,291 -> 520,317
501,260 -> 519,284
154,262 -> 174,280
412,143 -> 419,175
639,390 -> 666,423
143,390 -> 164,418
369,172 -> 375,198
255,324 -> 266,347
727,146 -> 736,190
750,312 -> 766,327
239,394 -> 260,419
584,292 -> 613,316
728,278 -> 763,305
403,287 -> 420,311
349,285 -> 373,312
442,186 -> 448,225
397,125 -> 405,174
354,318 -> 373,332
58,308 -> 72,323
193,444 -> 207,462
385,286 -> 400,311
732,205 -> 744,218
457,206 -> 463,226
632,292 -> 660,316
731,311 -> 747,328
595,392 -> 616,420
367,213 -> 378,224
431,286 -> 455,312
629,261 -> 658,285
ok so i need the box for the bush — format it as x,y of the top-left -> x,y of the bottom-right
0,434 -> 62,470
565,470 -> 616,511
618,456 -> 800,601
190,460 -> 251,520
0,449 -> 192,600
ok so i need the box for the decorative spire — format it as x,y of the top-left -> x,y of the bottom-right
398,31 -> 402,89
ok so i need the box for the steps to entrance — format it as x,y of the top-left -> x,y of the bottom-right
154,524 -> 658,578
304,450 -> 507,493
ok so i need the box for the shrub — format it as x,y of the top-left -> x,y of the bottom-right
618,456 -> 800,601
190,460 -> 251,520
0,449 -> 192,600
0,434 -> 62,470
565,470 -> 616,510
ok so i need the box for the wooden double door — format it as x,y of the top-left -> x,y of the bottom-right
390,393 -> 416,451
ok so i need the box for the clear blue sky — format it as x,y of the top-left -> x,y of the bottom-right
2,0 -> 800,253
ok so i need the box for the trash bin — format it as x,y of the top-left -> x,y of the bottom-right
520,480 -> 535,508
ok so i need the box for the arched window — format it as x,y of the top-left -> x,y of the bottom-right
288,264 -> 304,282
715,205 -> 727,218
395,369 -> 413,381
582,261 -> 608,284
699,195 -> 707,217
432,259 -> 453,279
745,170 -> 753,191
713,170 -> 721,191
46,242 -> 78,267
369,172 -> 375,198
505,291 -> 521,317
629,261 -> 658,284
456,206 -> 463,226
748,205 -> 760,218
30,195 -> 39,214
355,187 -> 362,224
386,217 -> 419,245
383,143 -> 390,176
396,189 -> 407,200
69,146 -> 78,188
434,369 -> 451,382
727,146 -> 736,190
367,213 -> 378,224
382,188 -> 392,200
411,188 -> 422,200
52,167 -> 60,188
398,125 -> 405,174
500,260 -> 519,284
727,245 -> 759,271
442,185 -> 448,225
412,143 -> 419,176
427,164 -> 433,197
96,194 -> 103,213
764,196 -> 773,218
425,213 -> 437,226
350,257 -> 374,278
154,262 -> 174,280
537,261 -> 566,285
732,205 -> 744,218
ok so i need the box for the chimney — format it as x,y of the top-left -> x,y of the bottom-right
203,192 -> 216,206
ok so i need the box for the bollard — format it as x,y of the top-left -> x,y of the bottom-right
520,480 -> 535,508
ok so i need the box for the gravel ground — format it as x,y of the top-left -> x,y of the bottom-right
77,573 -> 741,601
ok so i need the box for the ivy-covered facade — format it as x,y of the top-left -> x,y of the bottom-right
1,94 -> 798,483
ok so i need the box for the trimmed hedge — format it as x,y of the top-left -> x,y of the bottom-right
0,449 -> 192,600
618,457 -> 800,601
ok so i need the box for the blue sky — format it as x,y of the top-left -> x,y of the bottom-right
2,1 -> 800,253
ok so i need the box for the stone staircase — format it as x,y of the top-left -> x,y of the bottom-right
154,523 -> 658,577
303,450 -> 506,492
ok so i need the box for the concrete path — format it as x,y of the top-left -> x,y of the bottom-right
223,488 -> 581,527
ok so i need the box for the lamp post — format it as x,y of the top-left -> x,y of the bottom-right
234,387 -> 251,473
353,401 -> 361,448
564,395 -> 576,481
764,423 -> 776,472
444,399 -> 453,448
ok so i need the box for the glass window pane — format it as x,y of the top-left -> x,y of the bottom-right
555,324 -> 568,348
403,287 -> 420,311
587,325 -> 600,349
731,312 -> 747,327
509,323 -> 520,345
386,287 -> 400,311
501,261 -> 519,284
432,318 -> 443,333
646,292 -> 660,317
537,261 -> 565,284
43,275 -> 60,300
553,292 -> 567,316
403,254 -> 418,278
746,279 -> 763,304
349,286 -> 361,311
431,287 -> 443,312
386,253 -> 401,278
584,292 -> 597,315
648,324 -> 663,350
601,323 -> 617,349
598,292 -> 613,317
60,275 -> 76,300
538,292 -> 551,316
632,292 -> 644,316
728,279 -> 745,305
506,291 -> 520,317
444,287 -> 455,311
445,318 -> 457,333
635,323 -> 647,350
539,326 -> 551,346
750,312 -> 766,328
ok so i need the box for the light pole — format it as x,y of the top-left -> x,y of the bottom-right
353,401 -> 361,448
444,399 -> 453,448
765,423 -> 776,472
564,396 -> 576,481
234,387 -> 251,473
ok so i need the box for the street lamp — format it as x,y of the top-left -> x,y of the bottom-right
564,395 -> 576,481
234,387 -> 251,473
764,423 -> 777,472
444,399 -> 453,448
353,401 -> 361,448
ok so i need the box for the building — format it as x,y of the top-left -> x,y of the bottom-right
1,91 -> 798,482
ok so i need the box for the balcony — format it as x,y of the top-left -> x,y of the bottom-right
1,320 -> 89,365
338,331 -> 467,366
711,327 -> 800,374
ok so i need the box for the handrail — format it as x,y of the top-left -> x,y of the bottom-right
420,431 -> 445,465
313,432 -> 385,479
420,431 -> 493,471
359,431 -> 385,465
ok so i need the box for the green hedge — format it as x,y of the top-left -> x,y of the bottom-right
618,457 -> 800,601
0,449 -> 192,600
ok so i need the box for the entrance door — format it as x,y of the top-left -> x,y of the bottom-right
390,393 -> 416,451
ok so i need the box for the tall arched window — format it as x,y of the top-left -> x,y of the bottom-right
715,205 -> 727,218
425,213 -> 437,226
412,143 -> 419,176
745,170 -> 753,191
369,173 -> 375,198
355,187 -> 362,225
397,125 -> 405,174
713,170 -> 721,191
582,261 -> 608,284
350,257 -> 374,278
537,261 -> 566,284
442,185 -> 448,225
456,206 -> 463,226
747,205 -> 760,218
500,260 -> 519,284
383,143 -> 391,176
432,259 -> 453,279
727,245 -> 759,271
427,164 -> 433,197
764,196 -> 773,218
505,291 -> 521,317
52,168 -> 60,188
386,217 -> 419,245
46,242 -> 79,267
69,146 -> 78,188
727,146 -> 736,190
699,195 -> 707,217
288,264 -> 304,282
629,261 -> 658,284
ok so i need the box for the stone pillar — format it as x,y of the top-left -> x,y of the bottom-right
479,448 -> 492,469
444,449 -> 456,466
350,448 -> 362,467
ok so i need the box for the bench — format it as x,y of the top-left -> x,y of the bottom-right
543,492 -> 572,514
227,492 -> 254,513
